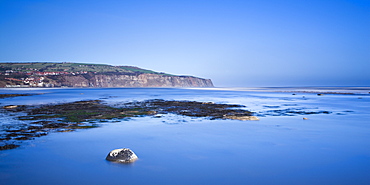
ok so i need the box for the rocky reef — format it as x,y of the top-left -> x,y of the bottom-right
0,99 -> 256,150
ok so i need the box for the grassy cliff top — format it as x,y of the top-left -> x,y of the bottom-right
0,62 -> 173,75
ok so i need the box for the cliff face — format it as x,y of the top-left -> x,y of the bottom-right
56,73 -> 213,88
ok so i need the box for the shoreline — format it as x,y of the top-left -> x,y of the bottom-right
1,87 -> 370,97
1,88 -> 369,184
190,86 -> 370,95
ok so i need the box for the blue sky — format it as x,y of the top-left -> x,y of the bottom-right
1,0 -> 369,87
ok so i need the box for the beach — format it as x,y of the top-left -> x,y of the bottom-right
1,87 -> 370,184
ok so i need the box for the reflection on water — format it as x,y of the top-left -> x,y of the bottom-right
0,88 -> 370,185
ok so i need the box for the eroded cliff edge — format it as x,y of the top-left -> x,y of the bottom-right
53,73 -> 214,87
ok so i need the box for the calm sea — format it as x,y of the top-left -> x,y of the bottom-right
1,88 -> 370,185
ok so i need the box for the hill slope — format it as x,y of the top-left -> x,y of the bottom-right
0,62 -> 213,88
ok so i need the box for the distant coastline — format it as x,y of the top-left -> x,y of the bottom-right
0,62 -> 214,88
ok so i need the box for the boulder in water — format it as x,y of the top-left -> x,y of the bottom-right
106,148 -> 138,163
223,115 -> 259,121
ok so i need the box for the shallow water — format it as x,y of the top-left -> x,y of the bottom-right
1,88 -> 370,185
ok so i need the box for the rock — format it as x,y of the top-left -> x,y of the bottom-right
317,94 -> 324,96
106,148 -> 138,163
3,105 -> 18,109
223,115 -> 259,121
0,144 -> 20,150
202,102 -> 214,104
303,117 -> 308,120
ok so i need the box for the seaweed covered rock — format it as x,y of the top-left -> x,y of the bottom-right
106,148 -> 138,163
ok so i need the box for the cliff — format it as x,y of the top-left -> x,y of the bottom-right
46,73 -> 213,88
0,62 -> 214,88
